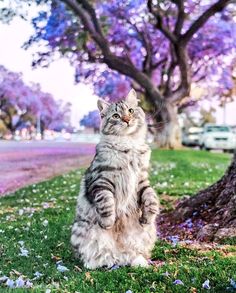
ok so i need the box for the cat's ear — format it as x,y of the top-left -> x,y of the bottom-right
125,89 -> 138,106
97,99 -> 110,113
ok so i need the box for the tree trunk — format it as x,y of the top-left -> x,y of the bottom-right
149,100 -> 182,149
158,153 -> 236,242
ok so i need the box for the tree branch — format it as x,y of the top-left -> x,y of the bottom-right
62,0 -> 164,106
151,57 -> 168,70
182,0 -> 232,44
173,0 -> 185,35
147,0 -> 177,43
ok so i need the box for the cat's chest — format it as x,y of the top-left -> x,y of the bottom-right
110,146 -> 149,215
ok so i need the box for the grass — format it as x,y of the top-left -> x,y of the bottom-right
0,149 -> 235,292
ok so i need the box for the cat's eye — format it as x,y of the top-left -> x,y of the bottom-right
129,108 -> 134,114
112,113 -> 120,119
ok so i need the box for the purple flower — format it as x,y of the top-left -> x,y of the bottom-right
6,278 -> 15,288
173,279 -> 184,285
167,235 -> 179,246
57,264 -> 69,273
202,279 -> 211,289
25,280 -> 33,288
19,247 -> 29,257
0,276 -> 8,283
230,279 -> 236,289
162,271 -> 170,277
33,271 -> 43,279
15,277 -> 25,288
110,264 -> 120,270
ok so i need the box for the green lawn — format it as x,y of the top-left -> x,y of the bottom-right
0,149 -> 235,292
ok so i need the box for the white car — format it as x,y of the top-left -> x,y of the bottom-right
182,127 -> 203,147
199,124 -> 236,152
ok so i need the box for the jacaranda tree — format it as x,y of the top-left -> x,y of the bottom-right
80,110 -> 100,133
18,0 -> 236,148
0,65 -> 71,134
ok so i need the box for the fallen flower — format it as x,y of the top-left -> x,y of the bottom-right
18,209 -> 24,216
230,279 -> 236,289
173,279 -> 184,285
33,271 -> 43,279
42,220 -> 49,227
25,280 -> 33,288
57,264 -> 69,273
6,278 -> 15,288
19,247 -> 29,257
0,276 -> 8,283
162,271 -> 170,277
110,264 -> 120,270
202,279 -> 211,289
167,235 -> 179,246
126,290 -> 133,293
15,277 -> 25,288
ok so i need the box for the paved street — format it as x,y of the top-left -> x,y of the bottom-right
0,140 -> 95,196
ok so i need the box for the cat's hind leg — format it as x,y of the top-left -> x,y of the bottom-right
131,255 -> 149,267
71,220 -> 118,269
115,214 -> 156,267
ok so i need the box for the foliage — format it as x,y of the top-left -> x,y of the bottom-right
23,0 -> 236,106
80,110 -> 100,132
0,65 -> 71,133
0,150 -> 234,292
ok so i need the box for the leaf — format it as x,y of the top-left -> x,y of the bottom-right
85,272 -> 94,285
74,265 -> 82,272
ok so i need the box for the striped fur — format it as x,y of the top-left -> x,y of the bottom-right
71,89 -> 159,269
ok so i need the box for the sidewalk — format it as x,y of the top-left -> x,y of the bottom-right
0,141 -> 95,196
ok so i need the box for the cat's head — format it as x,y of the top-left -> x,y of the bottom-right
97,89 -> 146,136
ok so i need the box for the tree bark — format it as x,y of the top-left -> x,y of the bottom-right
158,153 -> 236,242
151,101 -> 182,149
156,103 -> 182,149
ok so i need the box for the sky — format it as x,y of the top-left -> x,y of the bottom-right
0,9 -> 235,127
0,16 -> 97,128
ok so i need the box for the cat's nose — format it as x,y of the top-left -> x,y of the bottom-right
122,115 -> 131,123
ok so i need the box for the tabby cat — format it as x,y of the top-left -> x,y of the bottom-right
71,89 -> 159,269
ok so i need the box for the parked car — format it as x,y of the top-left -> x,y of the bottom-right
199,124 -> 236,152
182,127 -> 203,147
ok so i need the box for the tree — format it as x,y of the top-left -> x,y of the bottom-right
159,153 -> 236,241
21,0 -> 236,148
0,65 -> 70,135
80,110 -> 100,133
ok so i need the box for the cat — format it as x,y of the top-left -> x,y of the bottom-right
71,89 -> 159,269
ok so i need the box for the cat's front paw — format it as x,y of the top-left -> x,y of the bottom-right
98,215 -> 115,230
139,216 -> 150,226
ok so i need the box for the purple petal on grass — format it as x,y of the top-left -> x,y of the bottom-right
126,290 -> 133,293
6,278 -> 15,288
173,279 -> 184,285
110,264 -> 120,270
202,279 -> 211,289
19,247 -> 29,257
230,279 -> 236,289
25,280 -> 33,288
0,276 -> 8,283
162,271 -> 170,277
167,235 -> 179,246
42,220 -> 49,227
57,264 -> 69,273
33,271 -> 43,279
15,277 -> 25,288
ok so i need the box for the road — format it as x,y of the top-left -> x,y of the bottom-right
0,140 -> 95,196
